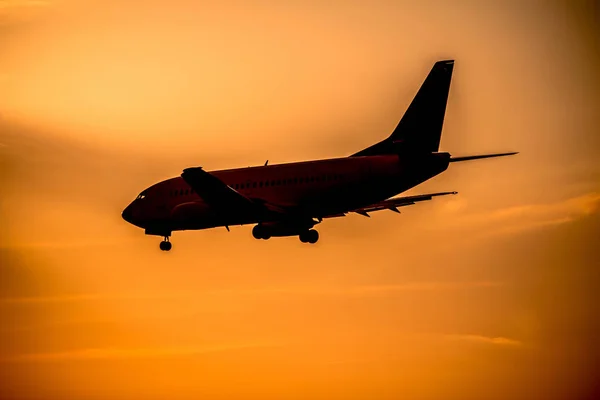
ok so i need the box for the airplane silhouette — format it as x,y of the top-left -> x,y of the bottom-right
122,60 -> 517,251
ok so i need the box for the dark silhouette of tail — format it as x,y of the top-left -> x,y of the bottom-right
351,60 -> 454,157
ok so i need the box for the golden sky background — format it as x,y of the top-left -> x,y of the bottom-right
1,0 -> 599,399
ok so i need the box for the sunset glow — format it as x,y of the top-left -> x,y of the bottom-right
1,1 -> 599,399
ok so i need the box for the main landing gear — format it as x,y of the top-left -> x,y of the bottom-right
252,225 -> 271,240
252,224 -> 319,244
299,229 -> 319,244
159,236 -> 172,251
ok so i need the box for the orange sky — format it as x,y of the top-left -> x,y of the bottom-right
1,1 -> 599,399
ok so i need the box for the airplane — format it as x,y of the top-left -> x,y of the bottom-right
122,60 -> 517,251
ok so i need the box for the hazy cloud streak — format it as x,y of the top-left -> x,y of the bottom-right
438,192 -> 600,237
1,342 -> 281,363
0,281 -> 503,305
445,334 -> 523,347
0,0 -> 50,9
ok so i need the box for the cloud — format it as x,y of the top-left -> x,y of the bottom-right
0,237 -> 136,250
438,192 -> 600,238
487,193 -> 599,221
445,334 -> 522,347
0,293 -> 151,305
0,281 -> 503,305
254,281 -> 503,296
1,342 -> 280,363
0,0 -> 50,9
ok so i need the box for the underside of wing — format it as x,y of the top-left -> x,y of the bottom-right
334,191 -> 457,218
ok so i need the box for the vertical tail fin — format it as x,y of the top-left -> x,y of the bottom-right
352,60 -> 454,157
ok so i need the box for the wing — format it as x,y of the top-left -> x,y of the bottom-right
328,191 -> 457,218
181,167 -> 268,217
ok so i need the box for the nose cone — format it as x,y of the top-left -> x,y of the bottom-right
122,204 -> 135,224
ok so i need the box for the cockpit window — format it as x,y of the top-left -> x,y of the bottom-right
136,192 -> 147,200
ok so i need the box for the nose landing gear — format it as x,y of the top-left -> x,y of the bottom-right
159,236 -> 172,251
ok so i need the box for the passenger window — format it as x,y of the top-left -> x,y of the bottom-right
265,181 -> 269,187
294,177 -> 298,184
259,181 -> 263,187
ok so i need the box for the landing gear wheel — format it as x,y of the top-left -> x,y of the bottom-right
307,229 -> 319,244
299,231 -> 308,243
159,237 -> 172,251
252,225 -> 271,240
299,229 -> 319,244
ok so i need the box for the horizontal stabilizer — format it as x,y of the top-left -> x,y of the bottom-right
450,152 -> 518,162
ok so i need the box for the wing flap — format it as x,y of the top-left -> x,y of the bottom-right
352,191 -> 457,215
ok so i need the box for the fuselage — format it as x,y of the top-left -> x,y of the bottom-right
122,152 -> 450,234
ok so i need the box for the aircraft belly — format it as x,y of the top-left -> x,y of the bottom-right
169,200 -> 259,230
